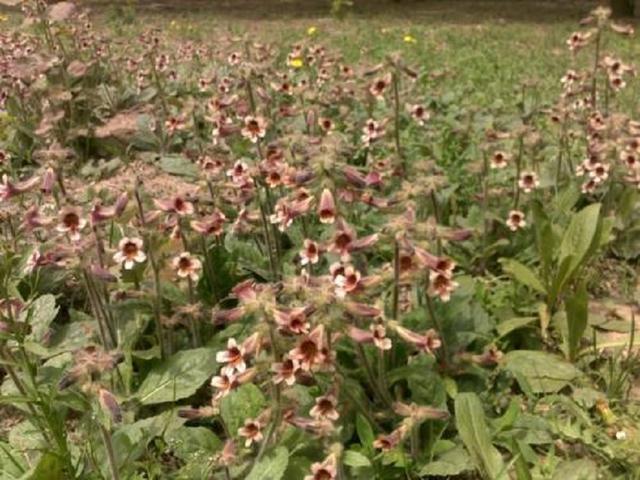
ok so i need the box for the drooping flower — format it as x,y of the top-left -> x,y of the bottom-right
309,394 -> 339,421
272,357 -> 301,386
391,323 -> 441,355
300,239 -> 321,266
304,453 -> 337,480
113,237 -> 146,269
289,325 -> 326,371
428,270 -> 459,302
154,195 -> 194,216
317,188 -> 336,224
274,306 -> 311,335
216,338 -> 246,376
238,418 -> 263,447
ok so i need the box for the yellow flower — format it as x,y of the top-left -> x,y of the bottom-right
0,15 -> 8,22
170,20 -> 177,28
307,26 -> 317,36
289,58 -> 304,69
403,34 -> 417,44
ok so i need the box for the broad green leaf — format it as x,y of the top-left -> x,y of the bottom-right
497,317 -> 537,338
454,393 -> 506,480
220,383 -> 266,433
245,446 -> 289,480
557,203 -> 601,284
0,441 -> 25,479
531,200 -> 554,275
419,444 -> 474,477
21,295 -> 58,344
136,348 -> 217,405
356,414 -> 375,449
565,283 -> 588,362
500,259 -> 546,294
158,155 -> 199,179
343,450 -> 372,468
165,426 -> 221,462
552,459 -> 597,480
24,452 -> 65,480
503,350 -> 581,393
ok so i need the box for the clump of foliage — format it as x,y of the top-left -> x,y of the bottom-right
0,2 -> 639,479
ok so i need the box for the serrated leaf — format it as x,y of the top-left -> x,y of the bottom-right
454,393 -> 506,480
136,348 -> 217,405
245,446 -> 288,480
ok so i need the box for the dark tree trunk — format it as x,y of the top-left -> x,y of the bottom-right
611,0 -> 634,17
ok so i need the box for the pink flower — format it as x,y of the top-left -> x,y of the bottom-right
154,196 -> 194,216
309,394 -> 339,421
317,188 -> 336,224
300,239 -> 321,266
113,237 -> 146,269
506,210 -> 526,231
238,419 -> 263,447
171,252 -> 202,281
518,171 -> 540,193
272,357 -> 301,386
304,453 -> 337,480
241,115 -> 267,143
392,324 -> 441,355
428,271 -> 459,302
216,338 -> 246,376
56,207 -> 87,241
289,325 -> 326,371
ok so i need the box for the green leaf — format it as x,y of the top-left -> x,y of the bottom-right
220,383 -> 266,433
158,155 -> 199,179
552,459 -> 597,480
454,393 -> 506,480
500,259 -> 546,294
497,317 -> 537,338
565,283 -> 588,362
135,348 -> 217,405
24,452 -> 65,480
343,450 -> 371,468
165,426 -> 221,462
21,295 -> 58,344
419,445 -> 474,476
356,414 -> 375,449
557,203 -> 601,284
245,446 -> 289,480
503,350 -> 581,393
